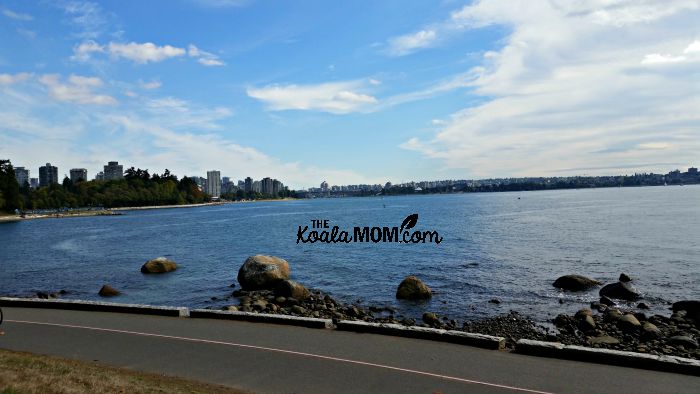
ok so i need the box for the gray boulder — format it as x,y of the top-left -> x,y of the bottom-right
396,276 -> 432,300
274,279 -> 310,300
599,281 -> 640,301
141,257 -> 178,274
237,255 -> 291,290
552,275 -> 601,291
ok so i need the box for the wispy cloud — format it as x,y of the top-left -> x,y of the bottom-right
386,29 -> 437,56
400,0 -> 700,177
2,8 -> 33,21
39,74 -> 117,105
188,44 -> 225,66
139,79 -> 162,90
73,41 -> 225,66
247,80 -> 378,114
0,73 -> 32,85
59,0 -> 109,39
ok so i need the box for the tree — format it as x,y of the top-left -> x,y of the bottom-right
0,159 -> 22,212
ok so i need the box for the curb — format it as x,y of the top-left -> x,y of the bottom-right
0,297 -> 188,317
189,309 -> 333,329
516,339 -> 700,376
336,320 -> 506,350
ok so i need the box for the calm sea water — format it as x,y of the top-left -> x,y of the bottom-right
1,186 -> 699,323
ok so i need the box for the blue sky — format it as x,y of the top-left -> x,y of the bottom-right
1,0 -> 699,188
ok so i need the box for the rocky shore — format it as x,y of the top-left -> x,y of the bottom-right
16,255 -> 699,361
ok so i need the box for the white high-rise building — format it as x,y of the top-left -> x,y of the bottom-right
206,170 -> 221,197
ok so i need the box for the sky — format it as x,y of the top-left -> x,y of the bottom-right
0,0 -> 698,189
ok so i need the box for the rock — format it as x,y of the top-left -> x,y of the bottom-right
672,300 -> 700,314
588,335 -> 620,345
395,276 -> 432,300
579,315 -> 596,331
237,255 -> 290,290
36,292 -> 49,299
488,298 -> 501,304
619,273 -> 632,282
274,296 -> 286,304
574,308 -> 593,319
669,336 -> 698,349
599,281 -> 640,301
641,322 -> 661,339
252,299 -> 268,311
422,312 -> 440,326
226,305 -> 239,312
141,257 -> 178,274
637,302 -> 650,309
604,309 -> 623,322
98,284 -> 120,297
591,301 -> 607,312
600,295 -> 615,306
618,314 -> 641,332
274,280 -> 310,300
552,275 -> 601,291
291,305 -> 306,315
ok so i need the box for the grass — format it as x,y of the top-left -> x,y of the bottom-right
0,348 -> 250,394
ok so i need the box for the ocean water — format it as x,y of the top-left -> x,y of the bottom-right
1,186 -> 699,323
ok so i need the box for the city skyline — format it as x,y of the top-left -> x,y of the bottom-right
1,1 -> 699,189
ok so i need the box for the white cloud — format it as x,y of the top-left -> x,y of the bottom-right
400,0 -> 700,177
59,1 -> 108,39
108,42 -> 186,64
139,79 -> 162,90
39,74 -> 117,105
2,8 -> 33,21
0,72 -> 32,85
386,29 -> 437,56
71,40 -> 105,61
641,53 -> 686,64
247,80 -> 378,114
188,44 -> 225,66
684,40 -> 700,54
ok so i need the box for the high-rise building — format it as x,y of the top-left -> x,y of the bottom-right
252,180 -> 261,193
238,180 -> 245,189
30,178 -> 39,189
39,163 -> 59,187
261,177 -> 273,196
321,181 -> 329,191
103,161 -> 124,181
94,171 -> 105,181
244,177 -> 253,193
70,168 -> 88,183
273,179 -> 283,196
206,170 -> 221,197
14,167 -> 29,187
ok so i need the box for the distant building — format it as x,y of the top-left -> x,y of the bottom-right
103,161 -> 124,181
261,177 -> 273,196
252,180 -> 261,193
238,180 -> 245,189
384,182 -> 392,189
30,178 -> 39,189
273,179 -> 282,196
244,177 -> 253,193
94,171 -> 105,181
70,168 -> 88,183
39,163 -> 59,187
320,181 -> 329,191
14,167 -> 29,187
689,167 -> 698,176
206,170 -> 221,197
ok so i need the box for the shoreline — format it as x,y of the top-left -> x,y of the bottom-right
0,198 -> 301,222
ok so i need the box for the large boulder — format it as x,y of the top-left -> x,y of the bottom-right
237,255 -> 290,290
274,280 -> 310,300
552,275 -> 601,291
98,284 -> 120,297
141,257 -> 178,274
396,276 -> 432,300
672,300 -> 700,314
599,281 -> 640,301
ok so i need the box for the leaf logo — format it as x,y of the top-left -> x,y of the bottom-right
400,213 -> 418,233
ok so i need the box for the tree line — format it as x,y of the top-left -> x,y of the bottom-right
0,160 -> 207,212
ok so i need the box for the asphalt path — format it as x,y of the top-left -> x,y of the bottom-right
0,307 -> 697,393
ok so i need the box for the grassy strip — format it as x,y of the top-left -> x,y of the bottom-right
0,348 -> 250,394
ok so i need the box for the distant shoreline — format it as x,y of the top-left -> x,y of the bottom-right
0,198 -> 300,222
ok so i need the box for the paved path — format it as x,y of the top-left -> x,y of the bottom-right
0,307 -> 697,393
